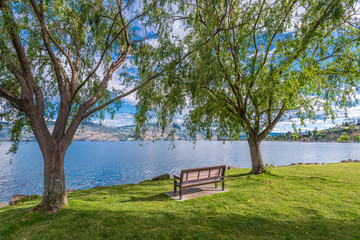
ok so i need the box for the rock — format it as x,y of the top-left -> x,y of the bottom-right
290,163 -> 296,166
9,195 -> 29,206
0,202 -> 9,208
227,166 -> 239,170
340,159 -> 360,163
297,163 -> 304,165
151,174 -> 170,181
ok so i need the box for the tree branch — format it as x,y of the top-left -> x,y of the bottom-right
258,104 -> 286,140
252,0 -> 265,75
0,85 -> 21,108
29,0 -> 66,104
0,0 -> 33,99
262,0 -> 298,66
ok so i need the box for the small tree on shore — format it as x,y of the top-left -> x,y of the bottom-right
0,0 -> 181,212
353,133 -> 360,142
136,0 -> 359,174
337,132 -> 350,142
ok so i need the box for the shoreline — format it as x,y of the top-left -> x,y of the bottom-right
2,160 -> 359,204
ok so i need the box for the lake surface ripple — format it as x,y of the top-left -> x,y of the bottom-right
0,141 -> 358,202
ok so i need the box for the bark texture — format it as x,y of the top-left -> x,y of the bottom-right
247,132 -> 264,174
39,145 -> 68,212
29,114 -> 71,213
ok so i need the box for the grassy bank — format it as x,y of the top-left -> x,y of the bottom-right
1,163 -> 359,239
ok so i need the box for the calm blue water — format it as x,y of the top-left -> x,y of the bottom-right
0,141 -> 359,202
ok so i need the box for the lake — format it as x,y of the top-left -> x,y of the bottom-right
0,141 -> 358,202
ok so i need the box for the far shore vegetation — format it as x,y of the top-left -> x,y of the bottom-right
266,119 -> 360,143
1,163 -> 359,240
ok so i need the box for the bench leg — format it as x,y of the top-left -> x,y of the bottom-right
222,181 -> 225,191
180,186 -> 183,200
215,182 -> 218,188
174,182 -> 177,196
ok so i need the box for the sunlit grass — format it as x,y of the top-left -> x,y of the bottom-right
1,163 -> 359,239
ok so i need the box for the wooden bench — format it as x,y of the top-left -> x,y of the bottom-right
173,165 -> 226,200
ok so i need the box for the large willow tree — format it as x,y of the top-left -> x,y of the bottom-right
136,0 -> 359,173
0,0 -> 180,212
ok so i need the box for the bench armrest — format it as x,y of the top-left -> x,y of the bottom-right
173,175 -> 181,184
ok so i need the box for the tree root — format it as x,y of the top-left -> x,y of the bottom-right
31,202 -> 62,213
250,169 -> 263,175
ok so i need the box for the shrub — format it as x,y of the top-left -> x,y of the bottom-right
354,134 -> 360,142
337,133 -> 350,142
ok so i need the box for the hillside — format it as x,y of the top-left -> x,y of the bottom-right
72,123 -> 208,141
268,120 -> 360,142
0,122 -> 211,142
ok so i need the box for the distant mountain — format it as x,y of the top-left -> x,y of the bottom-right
6,121 -> 353,142
0,122 -> 212,142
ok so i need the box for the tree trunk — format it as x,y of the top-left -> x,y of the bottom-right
247,132 -> 264,174
34,144 -> 68,213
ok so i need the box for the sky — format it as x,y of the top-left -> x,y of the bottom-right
97,3 -> 360,134
97,95 -> 360,133
99,2 -> 360,132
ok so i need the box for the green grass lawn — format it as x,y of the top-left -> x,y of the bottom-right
1,163 -> 359,240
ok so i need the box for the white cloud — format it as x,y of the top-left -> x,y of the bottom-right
272,103 -> 360,133
122,92 -> 138,106
146,38 -> 159,48
172,20 -> 189,39
97,113 -> 135,127
343,106 -> 360,119
96,105 -> 360,132
272,119 -> 340,133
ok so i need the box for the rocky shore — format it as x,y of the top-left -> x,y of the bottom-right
340,159 -> 360,163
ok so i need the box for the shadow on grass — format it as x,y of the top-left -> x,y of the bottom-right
1,204 -> 359,240
121,193 -> 170,202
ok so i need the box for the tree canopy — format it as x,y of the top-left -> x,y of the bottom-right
0,0 -> 170,151
136,0 -> 360,173
0,0 -> 183,211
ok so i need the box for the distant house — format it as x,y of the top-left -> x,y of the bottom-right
302,137 -> 310,142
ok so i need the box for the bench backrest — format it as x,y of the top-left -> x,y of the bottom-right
180,165 -> 226,183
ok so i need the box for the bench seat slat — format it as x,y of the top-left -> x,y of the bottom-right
181,177 -> 222,186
